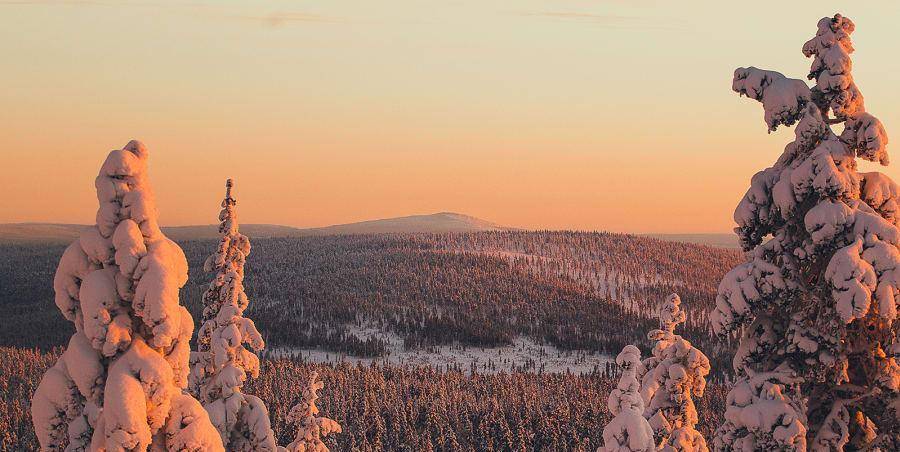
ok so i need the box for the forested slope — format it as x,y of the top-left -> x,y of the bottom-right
0,231 -> 743,370
0,347 -> 727,451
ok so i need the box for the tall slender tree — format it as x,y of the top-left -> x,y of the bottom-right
640,294 -> 710,451
284,371 -> 343,452
31,140 -> 223,450
712,14 -> 899,451
188,179 -> 277,450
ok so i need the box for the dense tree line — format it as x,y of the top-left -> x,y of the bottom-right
0,231 -> 743,373
0,347 -> 727,451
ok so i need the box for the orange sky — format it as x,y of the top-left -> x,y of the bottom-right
2,1 -> 899,233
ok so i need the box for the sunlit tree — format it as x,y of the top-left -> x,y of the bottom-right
602,345 -> 655,452
188,179 -> 277,450
284,371 -> 342,452
712,14 -> 899,450
31,140 -> 222,450
641,294 -> 710,451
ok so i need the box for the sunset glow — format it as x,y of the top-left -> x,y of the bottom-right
2,0 -> 899,233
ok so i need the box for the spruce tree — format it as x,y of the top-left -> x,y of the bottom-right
188,179 -> 277,450
284,371 -> 342,452
712,14 -> 899,450
601,345 -> 655,452
640,294 -> 711,451
31,141 -> 223,450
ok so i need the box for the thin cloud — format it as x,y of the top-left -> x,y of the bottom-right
515,11 -> 682,30
234,11 -> 344,28
0,1 -> 207,7
0,1 -> 121,4
0,2 -> 345,27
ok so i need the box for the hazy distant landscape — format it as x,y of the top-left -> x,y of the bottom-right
0,212 -> 507,243
0,223 -> 741,371
0,225 -> 740,449
1,211 -> 738,251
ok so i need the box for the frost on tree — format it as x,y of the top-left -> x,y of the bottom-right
640,294 -> 710,451
602,345 -> 655,452
712,14 -> 900,451
31,140 -> 223,451
187,179 -> 276,451
283,371 -> 342,452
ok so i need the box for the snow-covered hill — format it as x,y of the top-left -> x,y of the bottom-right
0,212 -> 506,242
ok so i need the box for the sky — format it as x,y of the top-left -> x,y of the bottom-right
1,1 -> 899,233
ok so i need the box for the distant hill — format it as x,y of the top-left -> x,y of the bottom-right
0,223 -> 91,243
0,212 -> 507,243
645,233 -> 741,249
302,212 -> 505,236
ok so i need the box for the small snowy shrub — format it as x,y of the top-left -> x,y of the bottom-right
602,345 -> 655,452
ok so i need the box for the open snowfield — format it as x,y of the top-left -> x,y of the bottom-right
272,325 -> 614,375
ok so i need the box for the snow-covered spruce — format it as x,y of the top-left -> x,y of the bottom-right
713,14 -> 899,451
283,371 -> 342,452
602,345 -> 655,452
31,141 -> 223,451
640,294 -> 710,451
187,179 -> 276,450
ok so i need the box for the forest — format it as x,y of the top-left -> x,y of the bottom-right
0,230 -> 740,449
0,346 -> 728,451
0,231 -> 743,373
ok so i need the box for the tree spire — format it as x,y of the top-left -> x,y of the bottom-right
189,178 -> 277,450
641,294 -> 710,451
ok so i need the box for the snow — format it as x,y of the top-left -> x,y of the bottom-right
79,267 -> 133,356
272,327 -> 615,375
601,346 -> 655,452
189,179 -> 277,450
53,240 -> 96,324
639,294 -> 710,451
284,371 -> 342,452
732,67 -> 811,132
802,14 -> 863,120
31,140 -> 223,451
842,114 -> 889,165
714,369 -> 807,451
859,172 -> 899,224
113,219 -> 147,277
717,13 -> 900,451
825,238 -> 876,322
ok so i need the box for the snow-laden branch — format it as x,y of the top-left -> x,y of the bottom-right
188,179 -> 277,450
640,294 -> 711,451
284,371 -> 343,452
601,346 -> 655,452
732,67 -> 811,132
32,140 -> 222,450
716,13 -> 900,451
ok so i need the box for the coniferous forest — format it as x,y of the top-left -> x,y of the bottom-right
5,10 -> 900,451
0,231 -> 739,450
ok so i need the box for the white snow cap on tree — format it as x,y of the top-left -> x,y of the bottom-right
713,14 -> 900,451
713,366 -> 808,451
283,371 -> 342,452
602,345 -> 655,452
640,294 -> 710,452
32,140 -> 223,451
188,179 -> 276,451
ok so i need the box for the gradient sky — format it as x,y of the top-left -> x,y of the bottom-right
2,1 -> 899,233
